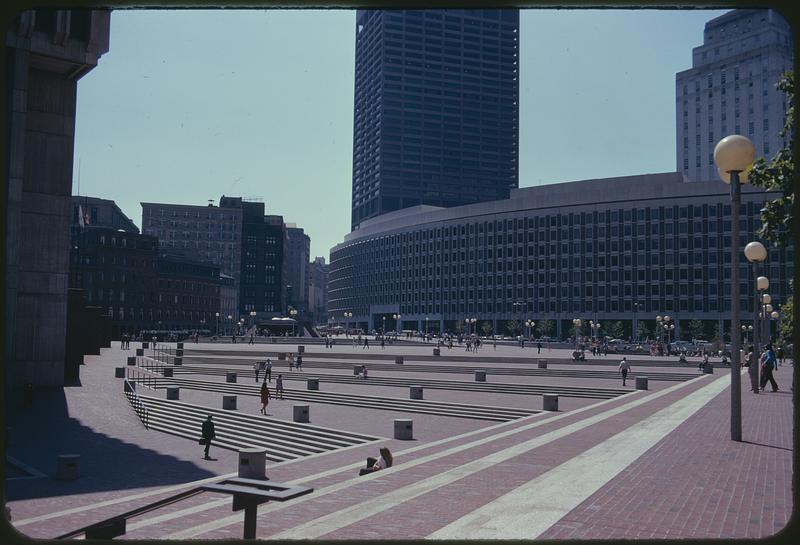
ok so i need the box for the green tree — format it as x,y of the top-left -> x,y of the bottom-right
779,289 -> 793,347
454,320 -> 464,333
480,321 -> 493,336
606,321 -> 625,339
506,320 -> 521,336
636,321 -> 651,340
537,319 -> 554,337
688,319 -> 705,341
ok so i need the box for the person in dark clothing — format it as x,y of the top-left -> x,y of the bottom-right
359,447 -> 393,476
537,341 -> 542,354
201,415 -> 216,459
760,344 -> 779,392
275,374 -> 284,399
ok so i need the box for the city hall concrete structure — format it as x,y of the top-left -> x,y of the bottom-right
329,172 -> 793,339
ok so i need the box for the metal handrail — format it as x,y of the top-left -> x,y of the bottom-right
123,377 -> 149,429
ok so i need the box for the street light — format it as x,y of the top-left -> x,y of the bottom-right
572,318 -> 582,350
227,315 -> 232,336
741,324 -> 754,345
382,315 -> 386,335
425,317 -> 429,339
589,320 -> 601,340
633,302 -> 641,342
744,240 -> 767,392
215,312 -> 220,336
393,314 -> 401,335
656,315 -> 663,342
525,319 -> 535,340
465,317 -> 476,336
344,311 -> 353,332
289,308 -> 298,336
714,133 -> 756,442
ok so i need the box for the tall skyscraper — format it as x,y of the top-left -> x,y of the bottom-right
350,9 -> 519,229
676,9 -> 793,182
285,225 -> 311,313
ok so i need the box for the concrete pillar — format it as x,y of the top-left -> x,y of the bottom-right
166,387 -> 179,400
175,348 -> 184,357
475,370 -> 486,382
162,367 -> 173,378
703,363 -> 714,374
55,454 -> 80,480
307,378 -> 319,390
135,348 -> 144,357
433,348 -> 440,356
394,419 -> 413,440
238,448 -> 267,479
395,356 -> 404,364
173,357 -> 182,366
543,394 -> 559,411
176,342 -> 183,349
142,342 -> 149,349
410,386 -> 423,399
223,395 -> 237,410
226,372 -> 237,383
537,359 -> 547,369
293,404 -> 309,423
298,345 -> 305,354
635,376 -> 649,390
127,356 -> 136,365
114,367 -> 125,378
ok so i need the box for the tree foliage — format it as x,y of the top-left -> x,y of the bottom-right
480,321 -> 493,336
688,319 -> 705,341
636,321 -> 651,340
606,321 -> 625,339
505,320 -> 521,336
537,319 -> 554,336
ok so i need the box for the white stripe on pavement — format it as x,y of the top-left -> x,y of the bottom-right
427,370 -> 734,539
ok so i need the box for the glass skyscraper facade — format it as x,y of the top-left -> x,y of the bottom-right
351,9 -> 520,230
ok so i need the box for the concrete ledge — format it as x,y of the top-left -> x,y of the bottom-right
223,395 -> 237,410
635,376 -> 649,390
394,419 -> 413,440
226,372 -> 237,383
538,359 -> 548,369
307,378 -> 319,390
410,386 -> 423,399
543,394 -> 559,411
238,448 -> 267,479
475,370 -> 487,382
293,404 -> 310,423
55,454 -> 80,480
166,387 -> 179,400
114,367 -> 125,378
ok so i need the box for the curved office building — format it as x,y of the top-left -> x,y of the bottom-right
328,172 -> 793,340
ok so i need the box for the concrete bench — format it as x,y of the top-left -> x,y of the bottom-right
238,448 -> 267,480
115,367 -> 125,378
635,376 -> 649,390
55,454 -> 80,480
410,386 -> 423,399
307,378 -> 319,390
223,396 -> 237,410
293,404 -> 309,423
475,370 -> 487,382
394,419 -> 413,440
166,387 -> 180,400
537,359 -> 548,369
226,372 -> 237,383
543,394 -> 559,411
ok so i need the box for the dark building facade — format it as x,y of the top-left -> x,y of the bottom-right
5,9 -> 110,395
351,9 -> 520,229
286,225 -> 310,313
308,256 -> 329,326
69,226 -> 158,338
329,172 -> 793,340
156,252 -> 221,333
239,200 -> 287,316
72,196 -> 139,233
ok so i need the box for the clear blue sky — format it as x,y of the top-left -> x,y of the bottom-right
73,8 -> 728,259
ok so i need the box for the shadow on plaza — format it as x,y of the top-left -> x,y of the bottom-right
4,387 -> 216,501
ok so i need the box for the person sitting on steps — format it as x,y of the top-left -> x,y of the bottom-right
359,447 -> 393,476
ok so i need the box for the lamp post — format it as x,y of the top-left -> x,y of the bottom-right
425,317 -> 429,339
590,320 -> 601,341
250,310 -> 257,331
714,133 -> 756,442
572,318 -> 582,350
525,319 -> 535,341
762,293 -> 772,345
382,315 -> 386,335
215,312 -> 220,336
770,311 -> 780,343
344,311 -> 352,333
289,308 -> 298,336
227,315 -> 232,336
393,313 -> 401,335
744,240 -> 767,392
741,324 -> 753,346
656,315 -> 663,342
465,317 -> 476,336
662,316 -> 673,345
633,302 -> 641,342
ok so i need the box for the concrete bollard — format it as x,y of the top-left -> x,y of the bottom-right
173,357 -> 182,366
166,387 -> 180,400
226,372 -> 237,383
635,376 -> 649,390
538,359 -> 548,369
223,395 -> 237,410
175,349 -> 184,357
136,348 -> 144,357
433,348 -> 440,356
293,404 -> 310,423
176,342 -> 184,349
703,363 -> 714,374
298,345 -> 305,354
410,386 -> 423,399
475,370 -> 487,382
124,380 -> 136,393
394,419 -> 413,440
278,352 -> 286,360
142,342 -> 149,349
55,454 -> 80,480
127,356 -> 137,366
162,367 -> 174,378
395,356 -> 404,364
307,378 -> 319,390
238,448 -> 267,480
353,365 -> 361,376
543,394 -> 559,411
115,367 -> 125,378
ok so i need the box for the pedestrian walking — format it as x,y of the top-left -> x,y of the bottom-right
296,355 -> 303,371
201,415 -> 215,460
249,333 -> 255,345
276,374 -> 284,399
253,361 -> 260,382
745,346 -> 759,393
380,337 -> 385,349
231,334 -> 236,344
700,352 -> 708,372
363,338 -> 370,349
260,381 -> 271,414
265,359 -> 272,382
776,346 -> 784,366
618,357 -> 631,387
760,344 -> 779,392
288,353 -> 294,371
